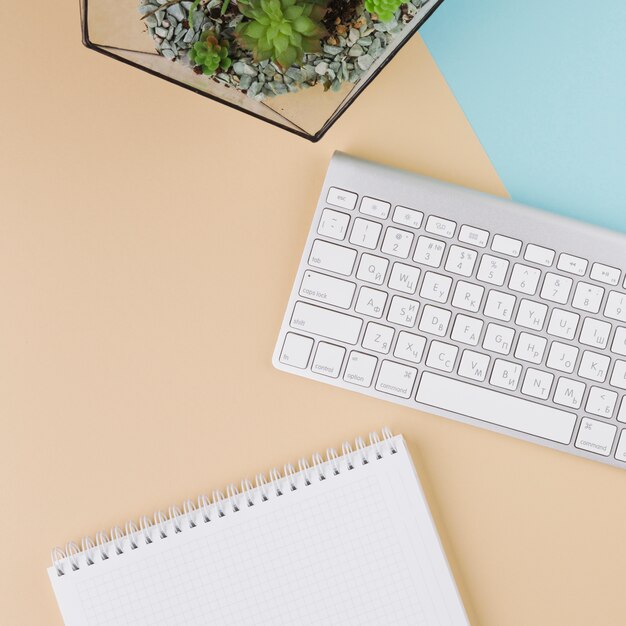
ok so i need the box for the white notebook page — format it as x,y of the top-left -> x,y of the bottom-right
49,435 -> 469,625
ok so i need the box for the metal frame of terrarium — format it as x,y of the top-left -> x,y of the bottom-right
80,0 -> 444,141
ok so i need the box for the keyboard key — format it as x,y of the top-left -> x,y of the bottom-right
619,398 -> 626,423
524,244 -> 555,267
279,333 -> 314,369
445,245 -> 477,277
491,234 -> 522,257
483,290 -> 516,321
554,378 -> 586,409
388,263 -> 420,294
393,331 -> 427,364
327,187 -> 357,210
606,423 -> 625,464
290,302 -> 362,345
557,253 -> 588,276
312,342 -> 346,378
604,291 -> 626,322
546,342 -> 579,374
451,281 -> 484,313
309,240 -> 357,276
392,206 -> 423,229
317,209 -> 350,240
458,224 -> 489,248
590,262 -> 620,286
343,351 -> 377,387
425,215 -> 456,238
349,217 -> 383,249
375,360 -> 418,398
381,227 -> 414,259
362,322 -> 394,354
413,236 -> 446,267
299,271 -> 356,309
572,282 -> 605,314
360,196 -> 390,219
547,308 -> 579,340
477,255 -> 509,286
483,323 -> 515,355
419,305 -> 451,336
579,318 -> 611,349
355,286 -> 387,318
515,299 -> 548,331
578,351 -> 610,383
541,273 -> 573,304
419,271 -> 452,303
515,332 -> 547,364
387,296 -> 419,327
611,327 -> 626,356
416,373 -> 577,444
356,253 -> 389,285
451,314 -> 483,346
457,350 -> 490,381
610,360 -> 626,390
575,418 -> 616,457
490,359 -> 522,390
426,341 -> 459,372
508,264 -> 541,295
521,368 -> 554,400
585,387 -> 618,418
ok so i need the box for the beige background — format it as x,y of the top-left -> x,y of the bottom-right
2,2 -> 625,625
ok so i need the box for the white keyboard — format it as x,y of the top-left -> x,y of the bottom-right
273,153 -> 626,470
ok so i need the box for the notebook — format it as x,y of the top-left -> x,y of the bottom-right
48,430 -> 470,626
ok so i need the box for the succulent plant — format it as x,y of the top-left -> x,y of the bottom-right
364,0 -> 403,22
236,0 -> 328,68
189,31 -> 232,75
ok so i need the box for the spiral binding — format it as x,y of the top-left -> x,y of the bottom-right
51,428 -> 398,577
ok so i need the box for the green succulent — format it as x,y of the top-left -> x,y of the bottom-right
236,0 -> 328,68
364,0 -> 403,22
189,31 -> 232,75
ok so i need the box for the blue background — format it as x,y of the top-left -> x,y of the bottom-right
421,0 -> 626,233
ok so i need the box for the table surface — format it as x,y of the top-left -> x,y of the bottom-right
2,4 -> 625,626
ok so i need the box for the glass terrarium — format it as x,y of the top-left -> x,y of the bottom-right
81,0 -> 443,141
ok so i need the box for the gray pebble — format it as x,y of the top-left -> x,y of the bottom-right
323,45 -> 343,55
357,54 -> 374,71
167,4 -> 185,21
348,44 -> 364,57
369,38 -> 382,58
315,61 -> 329,75
233,61 -> 258,76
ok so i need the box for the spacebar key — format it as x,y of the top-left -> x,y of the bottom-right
290,301 -> 363,344
416,373 -> 577,444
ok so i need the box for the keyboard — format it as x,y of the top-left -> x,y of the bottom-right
273,152 -> 626,470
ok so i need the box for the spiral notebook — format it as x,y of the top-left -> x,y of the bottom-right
48,431 -> 470,626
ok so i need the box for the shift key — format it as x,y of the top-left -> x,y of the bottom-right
308,239 -> 357,276
290,302 -> 362,344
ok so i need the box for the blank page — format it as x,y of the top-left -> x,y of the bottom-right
49,434 -> 469,625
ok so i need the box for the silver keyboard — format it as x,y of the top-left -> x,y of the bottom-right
273,153 -> 626,470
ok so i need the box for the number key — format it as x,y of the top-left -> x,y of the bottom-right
381,227 -> 414,259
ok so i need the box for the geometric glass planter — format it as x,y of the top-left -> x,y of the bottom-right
81,0 -> 443,141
